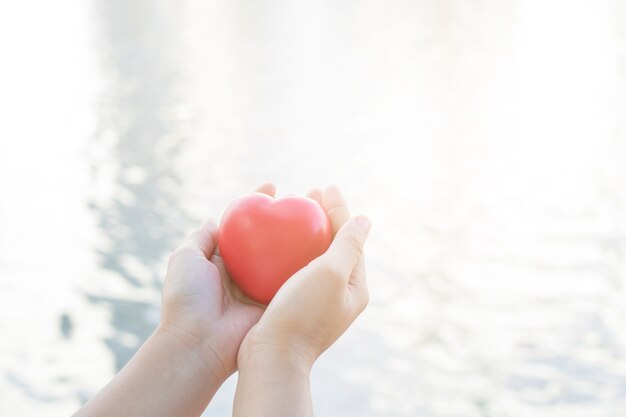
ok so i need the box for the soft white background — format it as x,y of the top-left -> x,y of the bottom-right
1,1 -> 626,416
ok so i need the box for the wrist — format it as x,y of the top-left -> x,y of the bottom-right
155,321 -> 231,383
78,326 -> 227,417
237,329 -> 316,375
234,335 -> 314,417
237,350 -> 312,394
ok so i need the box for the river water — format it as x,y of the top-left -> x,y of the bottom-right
1,1 -> 626,416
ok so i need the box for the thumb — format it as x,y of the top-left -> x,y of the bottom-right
321,215 -> 371,280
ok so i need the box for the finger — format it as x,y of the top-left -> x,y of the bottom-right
349,254 -> 367,286
187,218 -> 219,258
322,185 -> 351,235
255,182 -> 276,197
348,256 -> 369,311
307,187 -> 323,205
321,215 -> 371,281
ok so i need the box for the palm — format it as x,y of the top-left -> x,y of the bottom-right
162,231 -> 264,375
208,251 -> 265,367
163,183 -> 284,374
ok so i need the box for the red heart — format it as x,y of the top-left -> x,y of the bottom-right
218,193 -> 332,304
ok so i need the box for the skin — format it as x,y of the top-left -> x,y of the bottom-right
233,186 -> 371,417
72,184 -> 370,417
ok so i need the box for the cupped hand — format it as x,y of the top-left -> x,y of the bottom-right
238,185 -> 371,369
159,184 -> 276,379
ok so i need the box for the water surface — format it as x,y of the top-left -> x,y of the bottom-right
1,1 -> 626,416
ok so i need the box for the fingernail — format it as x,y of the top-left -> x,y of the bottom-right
355,216 -> 371,233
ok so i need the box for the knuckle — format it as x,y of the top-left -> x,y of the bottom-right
326,204 -> 343,219
189,229 -> 203,242
360,289 -> 370,310
343,231 -> 364,258
169,245 -> 201,265
315,260 -> 344,282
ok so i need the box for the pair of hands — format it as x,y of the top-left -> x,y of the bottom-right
72,184 -> 370,417
159,184 -> 371,381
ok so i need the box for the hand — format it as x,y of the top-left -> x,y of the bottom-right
74,185 -> 278,417
237,185 -> 371,370
159,184 -> 277,379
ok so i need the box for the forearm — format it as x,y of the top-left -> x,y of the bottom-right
73,325 -> 227,417
233,353 -> 314,417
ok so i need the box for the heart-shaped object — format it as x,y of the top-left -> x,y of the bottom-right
218,193 -> 332,304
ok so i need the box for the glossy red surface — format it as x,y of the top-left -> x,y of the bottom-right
218,193 -> 332,304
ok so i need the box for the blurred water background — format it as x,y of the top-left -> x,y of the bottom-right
1,0 -> 626,416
